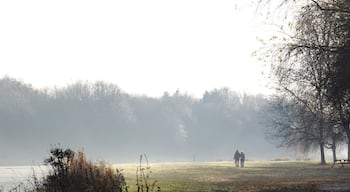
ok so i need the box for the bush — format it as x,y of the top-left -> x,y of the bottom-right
35,147 -> 128,192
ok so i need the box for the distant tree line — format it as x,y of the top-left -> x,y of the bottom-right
0,77 -> 273,164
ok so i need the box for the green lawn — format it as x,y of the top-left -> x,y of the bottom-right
113,161 -> 350,192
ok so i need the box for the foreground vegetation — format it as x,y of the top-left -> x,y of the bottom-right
116,160 -> 350,192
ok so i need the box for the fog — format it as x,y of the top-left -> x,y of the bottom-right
0,77 -> 289,165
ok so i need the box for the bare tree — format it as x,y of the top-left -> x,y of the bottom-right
264,0 -> 350,164
325,3 -> 350,159
266,96 -> 319,151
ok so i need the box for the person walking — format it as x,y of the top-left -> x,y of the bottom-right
233,150 -> 240,167
240,152 -> 245,167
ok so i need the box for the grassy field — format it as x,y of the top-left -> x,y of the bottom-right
113,161 -> 350,192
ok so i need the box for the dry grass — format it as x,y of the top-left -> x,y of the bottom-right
113,161 -> 350,192
37,148 -> 127,192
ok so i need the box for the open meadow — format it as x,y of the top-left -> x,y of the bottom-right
115,161 -> 350,192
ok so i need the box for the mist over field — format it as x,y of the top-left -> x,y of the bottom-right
0,77 -> 289,165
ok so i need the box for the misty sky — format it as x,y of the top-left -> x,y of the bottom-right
0,0 -> 272,98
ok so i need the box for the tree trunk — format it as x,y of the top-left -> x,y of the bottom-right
346,128 -> 350,160
348,141 -> 350,160
319,110 -> 326,165
320,142 -> 326,165
332,136 -> 337,162
342,122 -> 350,160
346,127 -> 350,160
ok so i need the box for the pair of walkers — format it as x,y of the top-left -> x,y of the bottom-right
233,149 -> 245,167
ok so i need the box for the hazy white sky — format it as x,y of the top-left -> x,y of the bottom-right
0,0 -> 271,98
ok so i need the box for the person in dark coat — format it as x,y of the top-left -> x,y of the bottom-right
233,150 -> 240,167
240,152 -> 245,167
